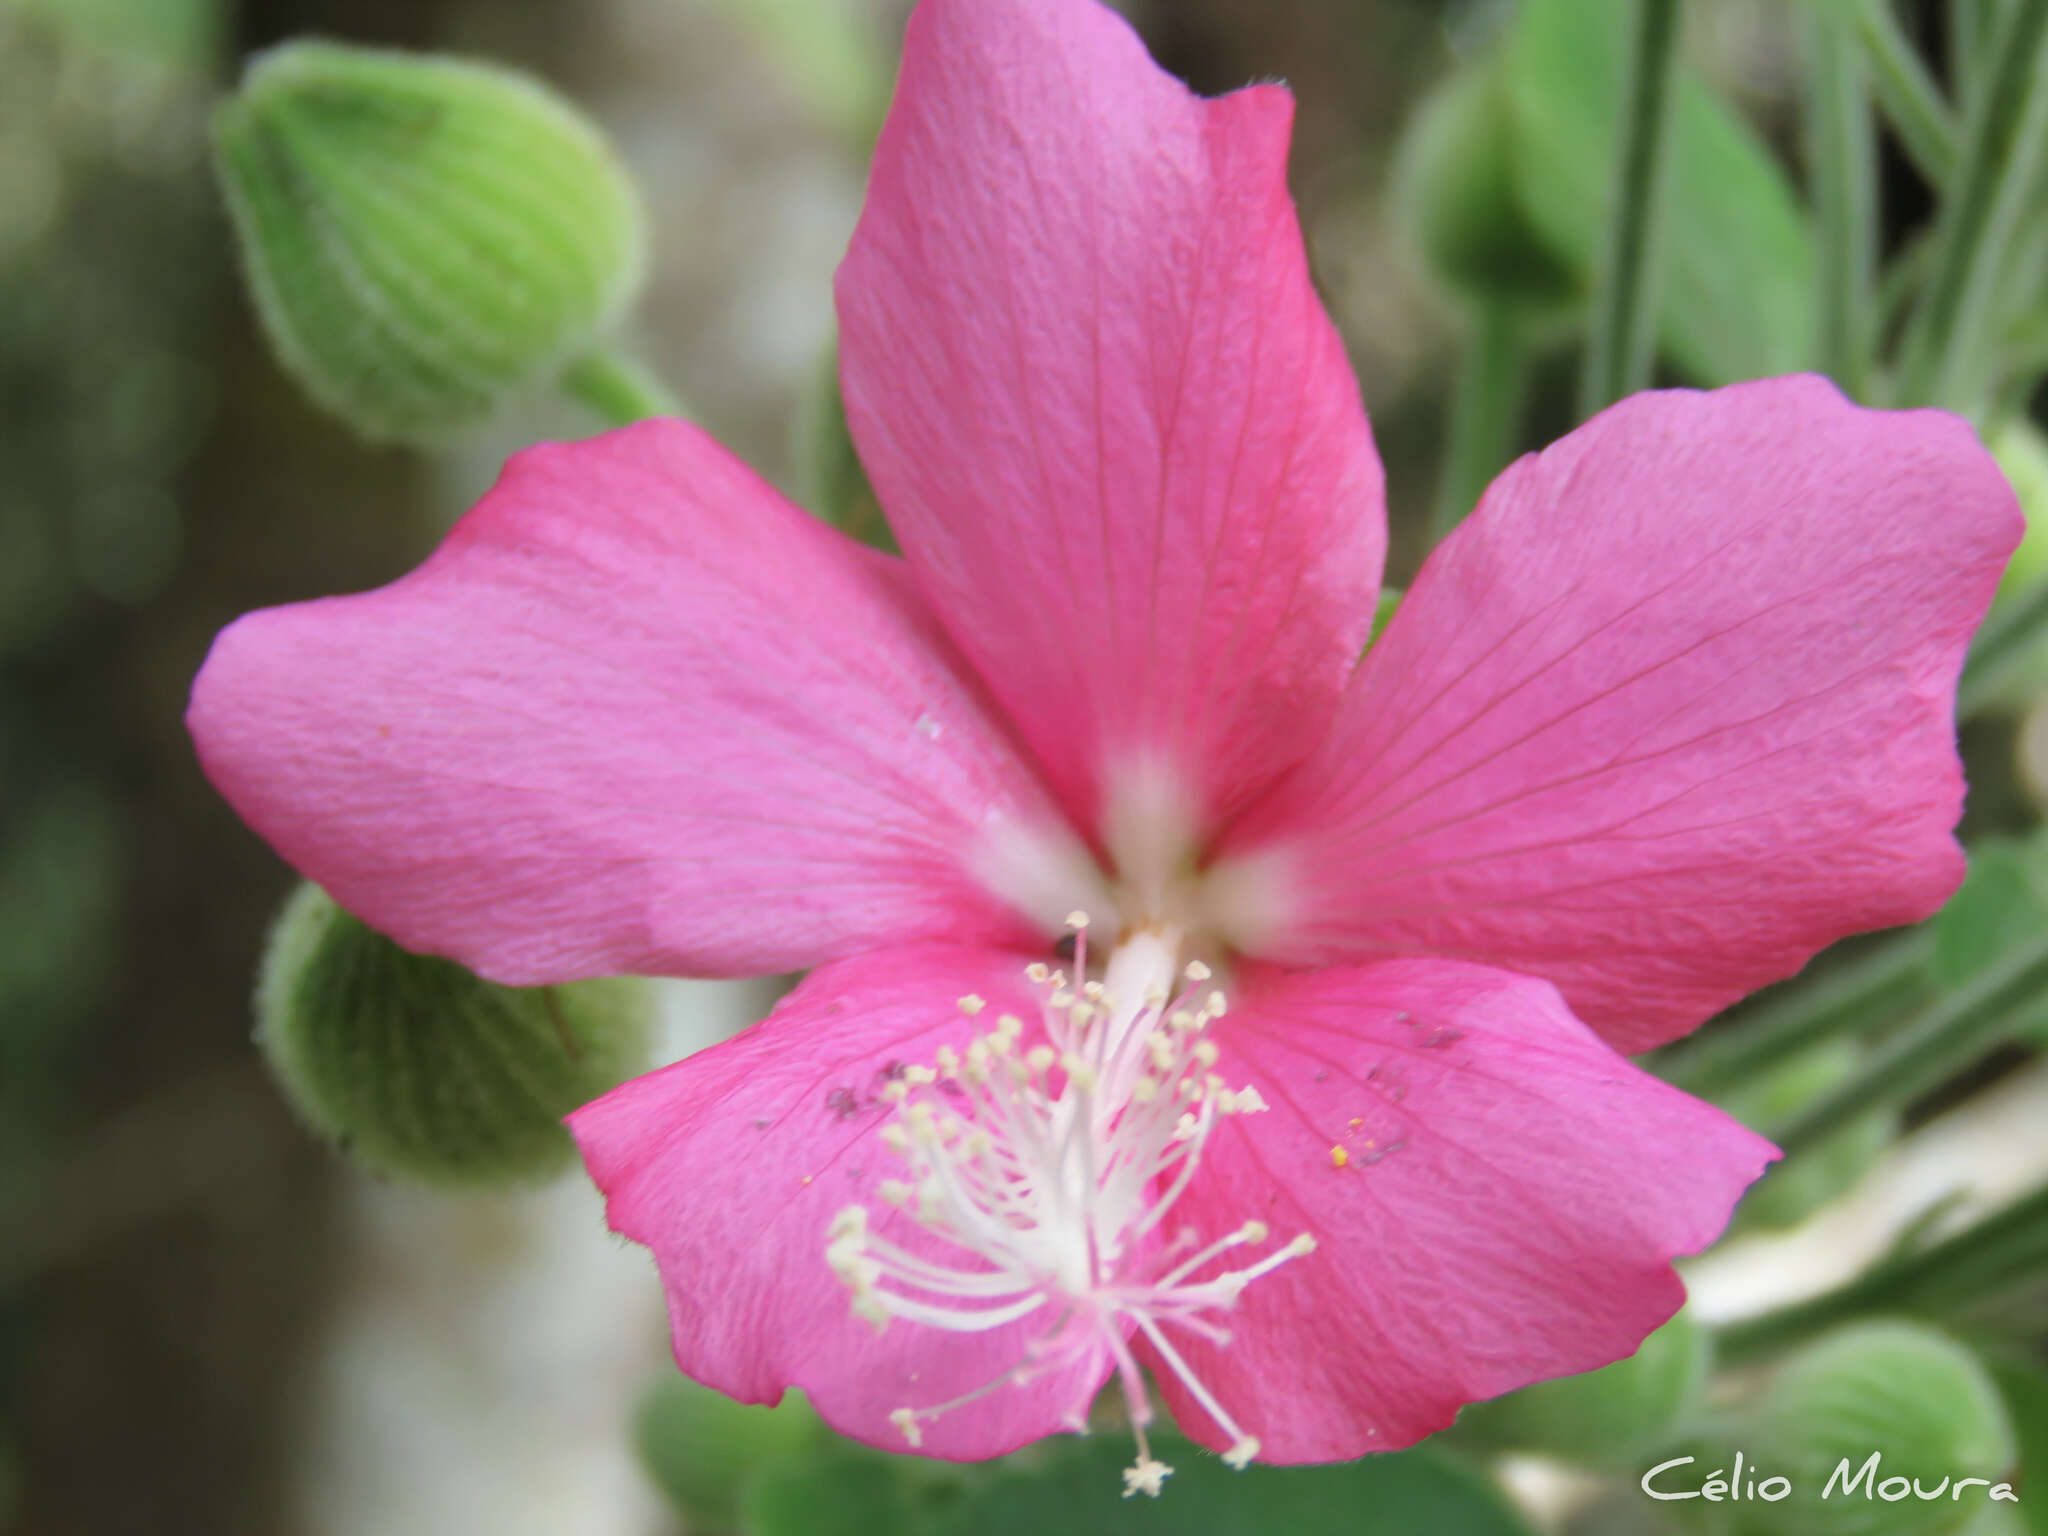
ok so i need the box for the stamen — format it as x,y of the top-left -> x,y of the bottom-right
825,938 -> 1311,1492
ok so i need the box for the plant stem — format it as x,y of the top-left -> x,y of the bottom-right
1577,0 -> 1683,419
1770,924 -> 2048,1158
1653,932 -> 1932,1099
1895,0 -> 2048,410
1956,0 -> 2019,111
1806,7 -> 1878,396
1851,0 -> 1958,186
560,347 -> 684,427
1431,300 -> 1530,542
1719,1182 -> 2048,1363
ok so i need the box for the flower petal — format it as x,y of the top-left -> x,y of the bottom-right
1139,959 -> 1773,1463
838,0 -> 1385,846
188,420 -> 1079,983
569,946 -> 1113,1459
1222,377 -> 2020,1053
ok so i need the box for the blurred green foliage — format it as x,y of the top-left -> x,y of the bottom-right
1714,1041 -> 1896,1233
1458,1308 -> 1709,1470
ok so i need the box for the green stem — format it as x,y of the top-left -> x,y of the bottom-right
1720,1182 -> 2048,1363
1771,923 -> 2048,1158
1577,0 -> 1683,419
1431,300 -> 1530,542
1957,0 -> 2020,112
1959,569 -> 2048,717
1652,932 -> 1932,1099
1851,0 -> 1959,187
1896,0 -> 2048,410
560,347 -> 684,428
1806,7 -> 1878,396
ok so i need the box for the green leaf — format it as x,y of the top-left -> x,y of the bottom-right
1931,842 -> 2048,992
634,1376 -> 828,1531
918,1435 -> 1534,1536
742,1449 -> 918,1536
1502,0 -> 1815,385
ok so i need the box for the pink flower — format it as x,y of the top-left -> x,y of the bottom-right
189,0 -> 2018,1490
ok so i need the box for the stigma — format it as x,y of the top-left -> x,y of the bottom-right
825,915 -> 1314,1494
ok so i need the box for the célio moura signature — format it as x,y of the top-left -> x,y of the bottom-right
1642,1452 -> 2019,1507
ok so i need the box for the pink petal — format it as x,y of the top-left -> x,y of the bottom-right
188,420 -> 1073,983
1140,959 -> 1773,1463
837,0 -> 1385,847
1223,377 -> 2020,1054
570,945 -> 1113,1459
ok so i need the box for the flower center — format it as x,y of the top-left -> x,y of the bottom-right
825,915 -> 1314,1496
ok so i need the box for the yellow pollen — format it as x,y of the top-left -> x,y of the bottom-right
1185,960 -> 1212,981
1330,1145 -> 1349,1169
957,994 -> 986,1015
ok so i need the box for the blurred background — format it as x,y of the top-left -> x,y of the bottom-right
3,0 -> 2041,1532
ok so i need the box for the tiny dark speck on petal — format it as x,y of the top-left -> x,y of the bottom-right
1313,1069 -> 1329,1083
826,1086 -> 861,1119
751,1118 -> 771,1130
1421,1027 -> 1465,1049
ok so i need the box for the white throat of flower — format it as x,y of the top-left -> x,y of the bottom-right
826,914 -> 1314,1497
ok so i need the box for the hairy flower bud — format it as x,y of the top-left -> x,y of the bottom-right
1458,1306 -> 1709,1467
256,883 -> 654,1185
212,40 -> 646,443
1748,1323 -> 2015,1536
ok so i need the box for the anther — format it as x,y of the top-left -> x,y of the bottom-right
1122,1457 -> 1173,1498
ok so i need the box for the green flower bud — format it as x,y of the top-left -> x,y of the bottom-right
1746,1323 -> 2015,1536
256,883 -> 654,1185
1457,1306 -> 1709,1467
632,1373 -> 827,1529
1990,419 -> 2048,608
1391,66 -> 1580,311
1714,1041 -> 1896,1234
213,40 -> 646,444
